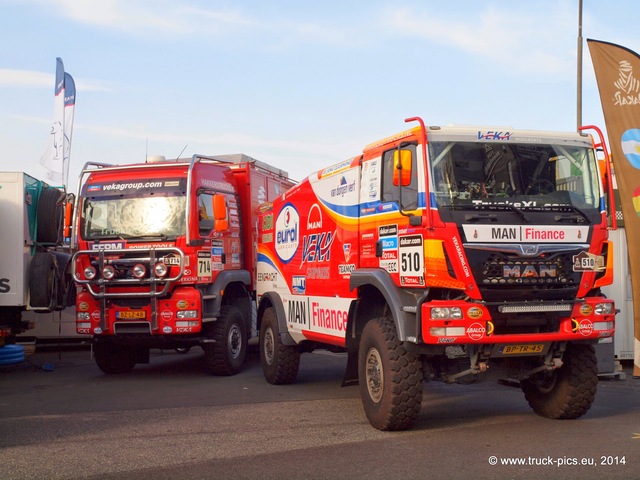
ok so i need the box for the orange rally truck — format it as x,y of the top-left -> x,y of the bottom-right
256,118 -> 617,430
71,154 -> 294,375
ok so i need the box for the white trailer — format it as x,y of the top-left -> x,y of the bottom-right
0,171 -> 73,346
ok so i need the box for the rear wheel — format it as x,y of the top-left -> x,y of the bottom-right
358,317 -> 423,431
93,341 -> 136,374
260,307 -> 300,384
521,343 -> 598,419
204,306 -> 247,376
28,252 -> 55,308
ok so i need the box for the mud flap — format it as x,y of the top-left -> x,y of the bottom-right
342,348 -> 359,387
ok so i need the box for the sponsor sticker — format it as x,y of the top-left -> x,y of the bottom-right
578,319 -> 594,336
579,304 -> 593,316
275,204 -> 300,262
467,322 -> 486,340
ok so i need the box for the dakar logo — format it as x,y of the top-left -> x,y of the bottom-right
613,60 -> 640,106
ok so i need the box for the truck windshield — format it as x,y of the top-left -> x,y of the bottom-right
81,194 -> 186,240
429,141 -> 601,211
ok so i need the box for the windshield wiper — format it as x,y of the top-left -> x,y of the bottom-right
495,203 -> 531,223
130,233 -> 171,241
464,213 -> 498,223
94,235 -> 128,241
553,205 -> 590,223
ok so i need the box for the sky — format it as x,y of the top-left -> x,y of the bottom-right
1,0 -> 638,186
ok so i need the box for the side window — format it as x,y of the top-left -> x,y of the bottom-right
198,192 -> 215,236
381,144 -> 418,210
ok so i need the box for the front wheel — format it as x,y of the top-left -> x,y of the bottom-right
204,306 -> 247,376
358,317 -> 423,431
93,341 -> 136,374
260,307 -> 300,384
521,343 -> 598,419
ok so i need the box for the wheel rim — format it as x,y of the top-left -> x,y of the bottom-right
365,347 -> 384,403
531,371 -> 559,394
263,327 -> 275,365
228,324 -> 242,359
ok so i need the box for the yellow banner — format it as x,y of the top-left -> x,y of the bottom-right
588,39 -> 640,376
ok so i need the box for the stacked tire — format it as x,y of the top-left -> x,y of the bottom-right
0,345 -> 26,366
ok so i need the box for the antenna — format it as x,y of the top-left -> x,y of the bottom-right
176,144 -> 188,160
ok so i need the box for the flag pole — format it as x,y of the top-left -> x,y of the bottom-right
577,0 -> 583,130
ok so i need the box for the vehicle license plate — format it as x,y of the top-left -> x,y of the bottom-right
116,311 -> 146,319
499,344 -> 544,355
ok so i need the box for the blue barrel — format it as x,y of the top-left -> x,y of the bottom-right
0,344 -> 26,365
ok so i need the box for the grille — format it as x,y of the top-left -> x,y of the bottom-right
466,249 -> 583,303
481,252 -> 576,286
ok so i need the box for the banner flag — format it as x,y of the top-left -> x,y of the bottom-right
39,58 -> 75,187
588,39 -> 640,376
39,58 -> 66,185
62,71 -> 76,187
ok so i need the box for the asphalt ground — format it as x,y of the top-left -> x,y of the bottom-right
1,346 -> 638,480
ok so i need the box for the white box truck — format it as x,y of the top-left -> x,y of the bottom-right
0,171 -> 74,352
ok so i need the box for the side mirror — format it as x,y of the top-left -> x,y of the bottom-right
393,149 -> 412,187
63,196 -> 74,239
598,159 -> 608,188
212,194 -> 229,232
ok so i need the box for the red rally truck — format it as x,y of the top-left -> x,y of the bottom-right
256,118 -> 617,431
71,154 -> 294,375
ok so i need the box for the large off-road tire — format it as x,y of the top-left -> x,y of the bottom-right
358,317 -> 423,431
29,251 -> 72,310
36,186 -> 64,244
521,343 -> 598,419
204,306 -> 247,376
93,341 -> 136,374
260,306 -> 300,385
29,252 -> 56,308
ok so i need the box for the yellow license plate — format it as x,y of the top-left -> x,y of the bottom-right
500,344 -> 544,355
116,311 -> 146,319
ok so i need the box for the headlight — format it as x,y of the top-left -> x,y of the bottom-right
84,266 -> 97,280
132,263 -> 146,279
102,265 -> 116,280
595,303 -> 614,315
430,307 -> 463,320
154,262 -> 168,277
